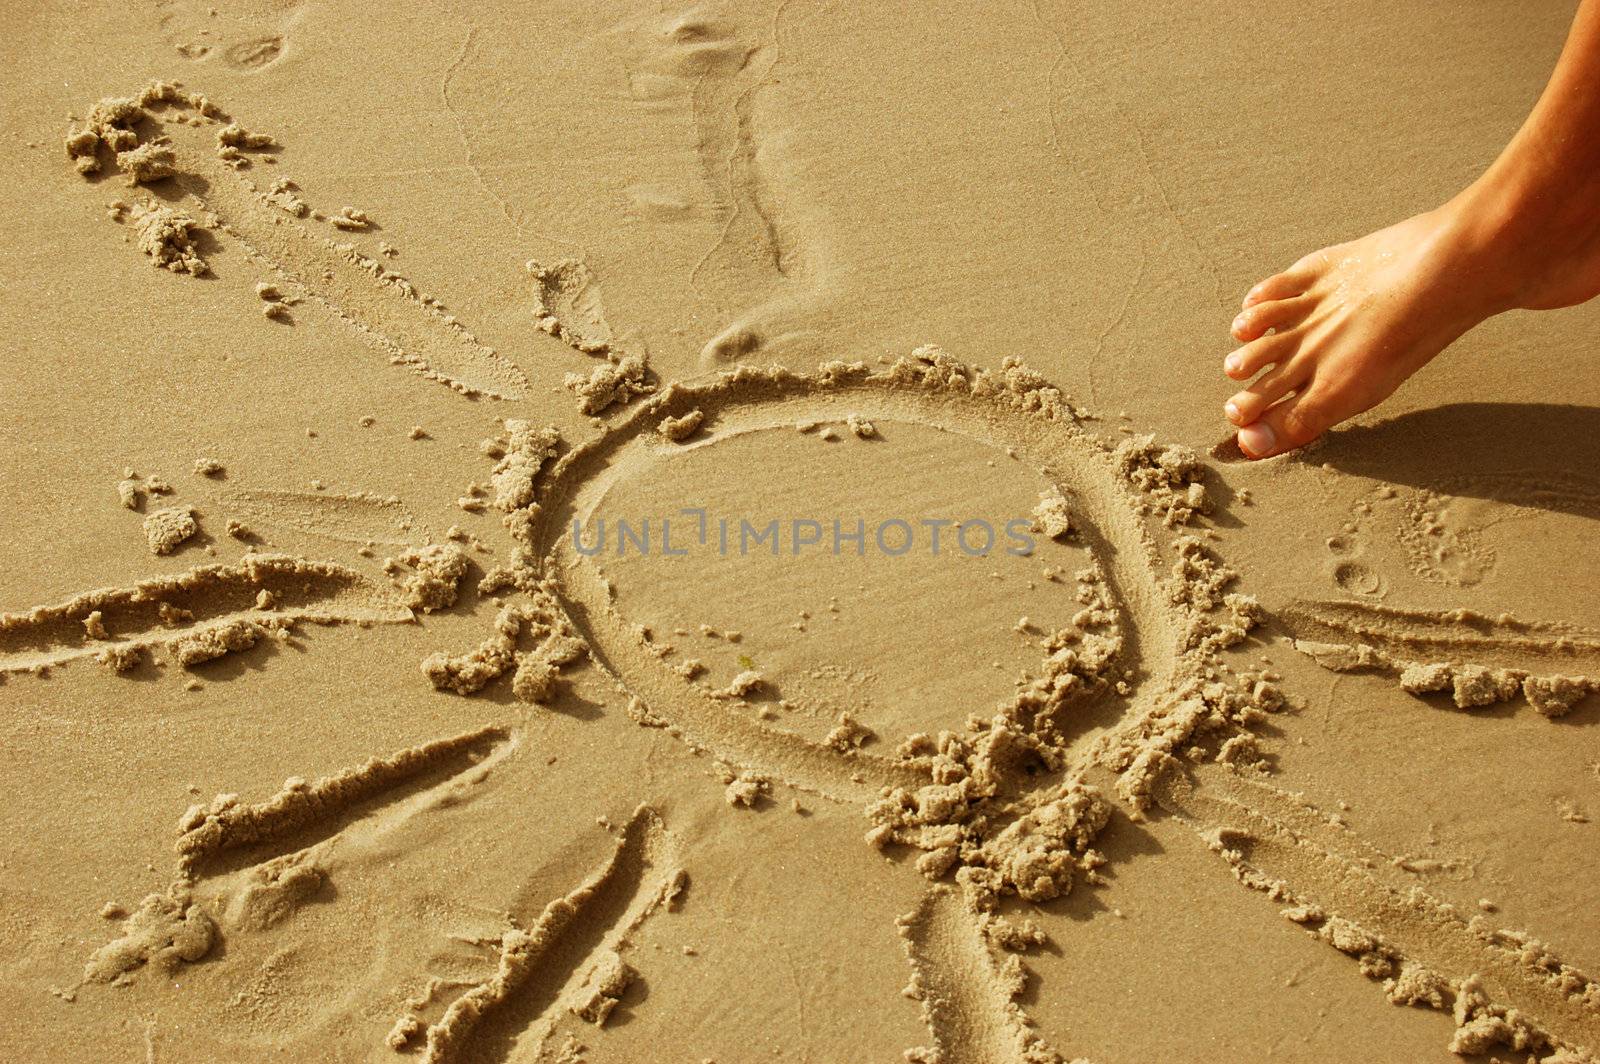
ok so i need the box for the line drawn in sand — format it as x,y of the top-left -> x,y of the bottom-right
66,83 -> 530,400
74,726 -> 515,995
1284,598 -> 1600,718
0,553 -> 418,678
898,883 -> 1081,1064
221,488 -> 429,548
68,82 -> 682,420
387,804 -> 685,1063
1160,767 -> 1600,1059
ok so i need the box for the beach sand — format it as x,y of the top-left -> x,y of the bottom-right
2,2 -> 1598,1061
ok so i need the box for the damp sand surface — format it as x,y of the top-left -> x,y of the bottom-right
3,4 -> 1600,1063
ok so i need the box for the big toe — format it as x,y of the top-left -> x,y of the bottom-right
1237,389 -> 1343,458
1236,420 -> 1281,459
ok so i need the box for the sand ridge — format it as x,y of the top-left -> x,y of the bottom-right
1285,599 -> 1600,716
0,553 -> 421,677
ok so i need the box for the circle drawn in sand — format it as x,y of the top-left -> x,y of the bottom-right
581,416 -> 1091,742
533,360 -> 1158,791
508,349 -> 1267,911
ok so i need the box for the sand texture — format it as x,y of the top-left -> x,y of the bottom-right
2,2 -> 1598,1061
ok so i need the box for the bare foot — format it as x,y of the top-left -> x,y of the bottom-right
1222,177 -> 1600,459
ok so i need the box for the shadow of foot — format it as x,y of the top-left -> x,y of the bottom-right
1314,402 -> 1600,520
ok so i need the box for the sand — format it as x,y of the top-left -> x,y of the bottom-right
2,2 -> 1598,1062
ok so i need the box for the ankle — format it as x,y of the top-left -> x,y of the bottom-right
1421,189 -> 1530,315
1444,161 -> 1600,311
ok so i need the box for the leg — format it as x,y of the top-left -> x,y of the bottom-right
1224,0 -> 1600,459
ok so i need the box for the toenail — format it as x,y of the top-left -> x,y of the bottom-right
1239,423 -> 1276,458
1225,400 -> 1241,420
1225,354 -> 1240,374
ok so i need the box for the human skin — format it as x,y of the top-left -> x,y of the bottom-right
1222,0 -> 1600,459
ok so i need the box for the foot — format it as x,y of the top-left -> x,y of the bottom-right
1222,182 -> 1600,459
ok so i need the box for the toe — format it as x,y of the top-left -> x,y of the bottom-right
1230,294 -> 1314,342
1223,332 -> 1293,381
1241,268 -> 1313,309
1224,362 -> 1306,426
1235,387 -> 1343,459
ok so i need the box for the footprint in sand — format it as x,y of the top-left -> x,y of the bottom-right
1325,470 -> 1600,595
154,0 -> 300,69
602,7 -> 822,366
1292,463 -> 1600,715
1330,482 -> 1498,590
